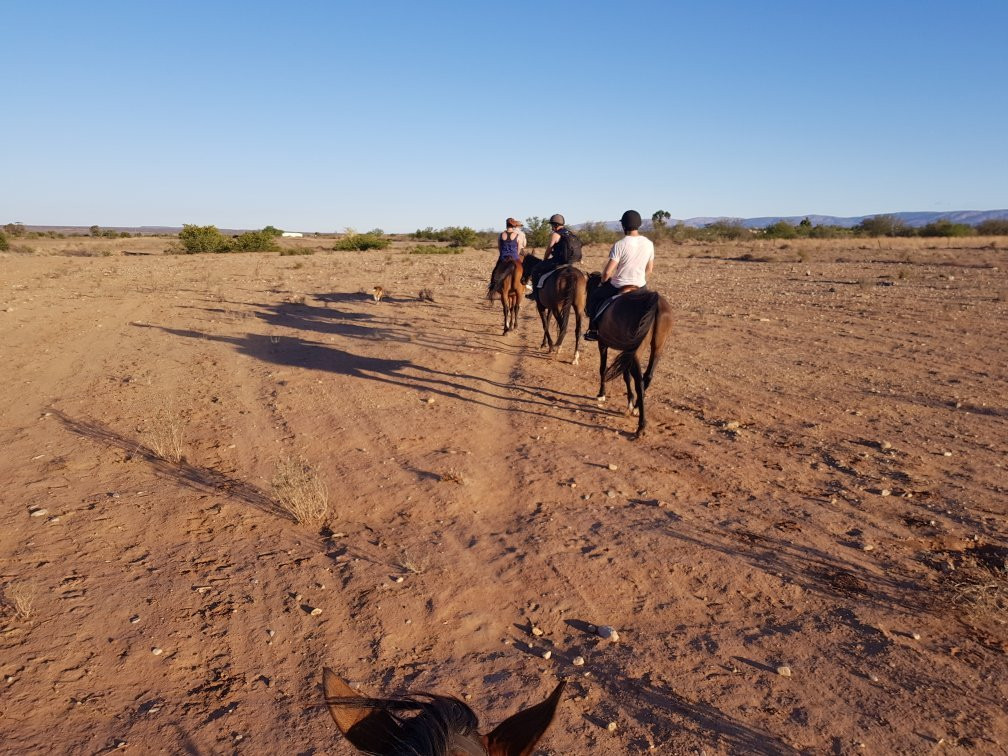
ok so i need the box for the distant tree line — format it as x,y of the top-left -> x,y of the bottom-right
641,214 -> 1008,242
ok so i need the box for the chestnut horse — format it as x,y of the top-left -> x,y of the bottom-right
323,667 -> 565,755
587,272 -> 674,438
521,254 -> 588,365
487,258 -> 524,335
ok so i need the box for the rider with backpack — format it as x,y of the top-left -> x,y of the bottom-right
584,209 -> 654,341
531,213 -> 582,302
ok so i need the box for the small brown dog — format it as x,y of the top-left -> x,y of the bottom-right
372,286 -> 384,303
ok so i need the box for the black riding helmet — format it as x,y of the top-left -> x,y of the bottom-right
620,210 -> 642,231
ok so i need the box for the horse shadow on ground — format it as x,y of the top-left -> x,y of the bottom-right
660,520 -> 929,615
48,409 -> 292,522
138,325 -> 602,431
569,636 -> 802,754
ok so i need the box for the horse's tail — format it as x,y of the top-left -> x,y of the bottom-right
604,349 -> 639,383
487,261 -> 514,300
626,291 -> 660,347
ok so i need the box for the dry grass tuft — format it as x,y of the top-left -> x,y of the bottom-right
147,405 -> 187,463
2,581 -> 38,621
397,549 -> 426,575
942,545 -> 1008,631
272,457 -> 330,527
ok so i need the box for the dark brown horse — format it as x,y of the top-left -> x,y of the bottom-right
520,254 -> 588,365
323,667 -> 565,755
487,258 -> 524,335
587,272 -> 674,438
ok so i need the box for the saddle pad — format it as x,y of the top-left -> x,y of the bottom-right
595,292 -> 627,318
536,264 -> 571,289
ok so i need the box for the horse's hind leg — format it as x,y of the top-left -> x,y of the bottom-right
596,344 -> 608,401
643,317 -> 671,388
501,293 -> 510,335
629,358 -> 646,438
623,368 -> 636,415
571,301 -> 582,365
538,305 -> 552,350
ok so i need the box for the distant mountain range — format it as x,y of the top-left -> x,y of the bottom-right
14,209 -> 1008,236
592,209 -> 1008,231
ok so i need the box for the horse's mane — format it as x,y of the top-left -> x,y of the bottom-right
328,693 -> 484,756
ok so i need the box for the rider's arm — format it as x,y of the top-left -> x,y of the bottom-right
543,231 -> 561,260
601,257 -> 618,283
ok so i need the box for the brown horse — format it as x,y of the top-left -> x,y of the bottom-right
521,254 -> 588,365
323,667 -> 565,755
587,272 -> 674,438
487,258 -> 524,335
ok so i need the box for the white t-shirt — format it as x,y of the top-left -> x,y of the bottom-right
608,235 -> 655,288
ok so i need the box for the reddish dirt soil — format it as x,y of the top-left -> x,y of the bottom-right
1,237 -> 1006,754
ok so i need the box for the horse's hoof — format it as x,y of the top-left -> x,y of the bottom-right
596,395 -> 606,403
572,353 -> 580,366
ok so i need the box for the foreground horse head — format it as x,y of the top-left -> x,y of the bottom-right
586,272 -> 674,438
323,668 -> 564,755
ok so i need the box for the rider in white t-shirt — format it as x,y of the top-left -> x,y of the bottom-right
584,209 -> 654,341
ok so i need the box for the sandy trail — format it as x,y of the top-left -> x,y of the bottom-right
1,238 -> 1006,754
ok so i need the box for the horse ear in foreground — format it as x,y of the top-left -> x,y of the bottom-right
323,667 -> 565,755
587,273 -> 674,438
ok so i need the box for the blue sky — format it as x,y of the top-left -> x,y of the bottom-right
2,1 -> 1006,232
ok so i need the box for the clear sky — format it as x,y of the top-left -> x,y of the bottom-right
3,1 -> 1006,232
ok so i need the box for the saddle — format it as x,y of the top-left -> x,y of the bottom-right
596,285 -> 642,318
536,263 -> 573,289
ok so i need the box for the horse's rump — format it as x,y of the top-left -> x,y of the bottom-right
601,290 -> 660,352
487,260 -> 518,299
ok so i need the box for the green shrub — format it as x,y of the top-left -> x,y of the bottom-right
763,220 -> 798,239
3,223 -> 26,238
0,231 -> 8,251
232,229 -> 279,252
178,224 -> 232,253
703,220 -> 751,241
523,216 -> 552,249
262,225 -> 284,237
579,221 -> 622,246
976,219 -> 1008,235
855,215 -> 913,237
333,233 -> 390,251
445,226 -> 478,248
919,219 -> 975,238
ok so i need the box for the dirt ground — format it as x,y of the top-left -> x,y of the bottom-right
1,234 -> 1006,755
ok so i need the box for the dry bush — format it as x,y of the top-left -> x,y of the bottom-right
2,581 -> 38,621
272,457 -> 330,527
397,549 -> 426,575
147,405 -> 187,463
